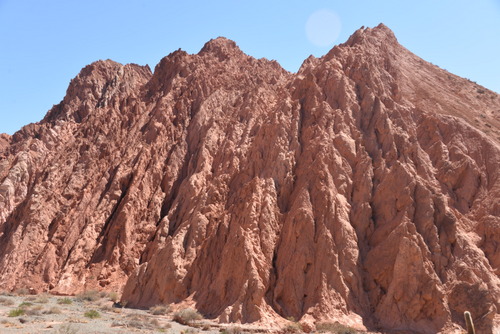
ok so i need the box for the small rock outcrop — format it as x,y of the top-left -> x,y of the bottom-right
1,24 -> 499,333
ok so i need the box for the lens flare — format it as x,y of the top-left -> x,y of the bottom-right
306,9 -> 342,47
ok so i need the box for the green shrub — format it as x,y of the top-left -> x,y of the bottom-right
173,308 -> 203,325
8,308 -> 25,317
18,301 -> 33,308
57,297 -> 73,305
84,309 -> 100,319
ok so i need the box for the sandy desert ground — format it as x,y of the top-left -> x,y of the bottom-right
0,291 -> 242,334
0,291 -> 376,334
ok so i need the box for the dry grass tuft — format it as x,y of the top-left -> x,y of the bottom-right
149,304 -> 170,315
280,323 -> 303,333
108,291 -> 119,302
181,329 -> 199,334
1,319 -> 15,327
14,288 -> 29,296
34,295 -> 50,304
0,297 -> 14,306
43,306 -> 62,314
120,313 -> 171,330
56,323 -> 79,334
57,297 -> 73,305
100,304 -> 113,312
125,313 -> 154,329
173,308 -> 203,326
221,326 -> 247,334
76,290 -> 100,302
316,321 -> 359,334
24,307 -> 42,316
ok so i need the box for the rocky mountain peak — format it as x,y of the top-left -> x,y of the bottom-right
42,60 -> 152,124
343,23 -> 399,48
199,36 -> 245,60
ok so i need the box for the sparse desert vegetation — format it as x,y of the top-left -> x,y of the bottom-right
8,308 -> 25,317
107,291 -> 119,302
44,306 -> 62,314
173,307 -> 203,326
220,326 -> 246,334
84,309 -> 101,319
0,297 -> 14,306
0,292 -> 384,333
75,290 -> 100,302
34,295 -> 50,304
316,321 -> 359,333
57,297 -> 73,305
149,303 -> 171,315
279,321 -> 303,334
13,288 -> 30,296
0,293 -> 221,333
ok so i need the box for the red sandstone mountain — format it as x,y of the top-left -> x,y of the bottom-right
1,24 -> 499,333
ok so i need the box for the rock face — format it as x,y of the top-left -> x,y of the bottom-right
1,24 -> 499,333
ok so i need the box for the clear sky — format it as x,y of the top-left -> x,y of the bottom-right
1,0 -> 499,135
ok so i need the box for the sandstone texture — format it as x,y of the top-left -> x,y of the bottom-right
0,133 -> 10,153
1,24 -> 500,333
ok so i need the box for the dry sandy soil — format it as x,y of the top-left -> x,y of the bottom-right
0,291 -> 385,334
0,291 -> 379,334
0,291 -> 241,334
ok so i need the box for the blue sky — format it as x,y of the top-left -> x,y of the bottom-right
1,0 -> 499,135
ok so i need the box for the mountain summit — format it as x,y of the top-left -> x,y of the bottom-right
1,24 -> 499,333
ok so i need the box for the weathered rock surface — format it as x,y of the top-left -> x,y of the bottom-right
0,134 -> 10,155
1,24 -> 499,333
